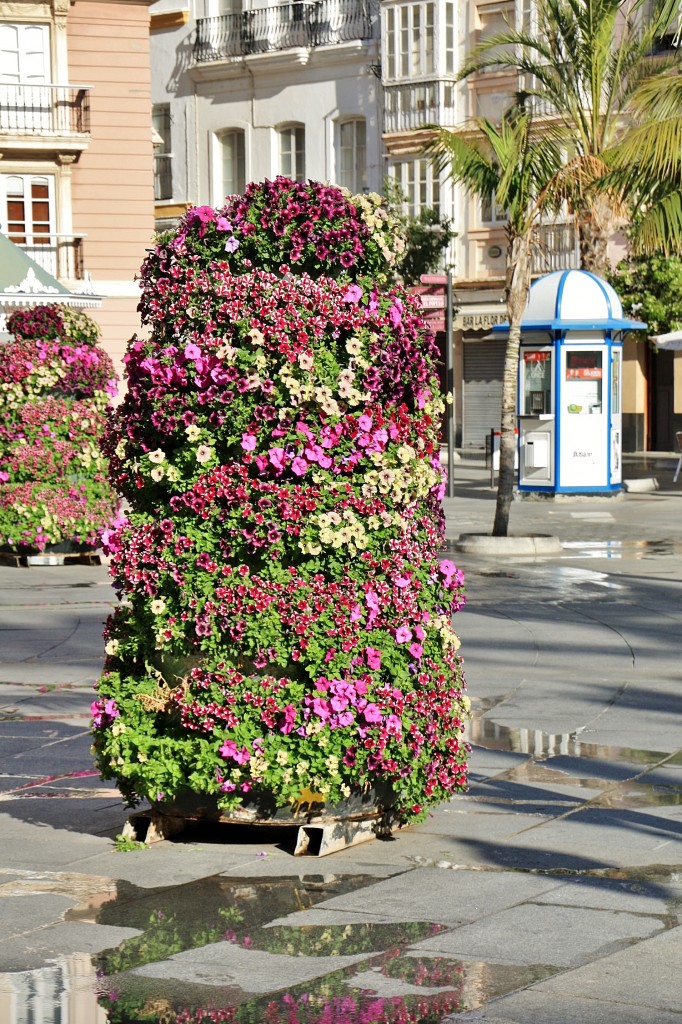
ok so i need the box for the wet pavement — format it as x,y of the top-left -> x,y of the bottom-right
0,455 -> 681,1023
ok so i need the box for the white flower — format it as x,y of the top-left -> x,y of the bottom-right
151,598 -> 166,615
150,466 -> 165,481
196,445 -> 213,464
298,352 -> 314,370
104,639 -> 120,656
185,424 -> 201,441
345,337 -> 362,356
148,449 -> 165,464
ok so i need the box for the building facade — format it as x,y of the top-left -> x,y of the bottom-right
149,0 -> 680,452
0,0 -> 156,375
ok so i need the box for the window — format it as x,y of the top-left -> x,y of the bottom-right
384,3 -> 435,80
221,130 -> 245,198
0,23 -> 50,84
278,125 -> 305,182
335,119 -> 366,194
1,173 -> 56,274
152,104 -> 172,202
480,192 -> 506,224
388,158 -> 440,217
2,174 -> 53,245
0,23 -> 51,130
474,1 -> 516,67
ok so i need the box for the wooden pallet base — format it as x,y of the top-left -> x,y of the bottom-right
0,551 -> 106,568
122,808 -> 385,857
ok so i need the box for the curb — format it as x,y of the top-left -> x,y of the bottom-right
454,533 -> 562,556
623,477 -> 659,493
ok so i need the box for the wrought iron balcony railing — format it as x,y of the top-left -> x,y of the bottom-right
383,80 -> 458,134
0,84 -> 91,136
194,0 -> 372,63
13,235 -> 86,282
531,222 -> 579,275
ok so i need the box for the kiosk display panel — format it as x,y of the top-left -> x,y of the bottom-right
560,345 -> 609,488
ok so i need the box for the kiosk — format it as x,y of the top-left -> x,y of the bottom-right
493,270 -> 646,495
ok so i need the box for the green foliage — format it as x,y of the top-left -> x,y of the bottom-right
382,178 -> 456,284
114,833 -> 148,852
608,252 -> 682,335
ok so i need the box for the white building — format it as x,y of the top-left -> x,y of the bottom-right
148,0 -> 679,451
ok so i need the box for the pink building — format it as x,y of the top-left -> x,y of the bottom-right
0,0 -> 156,376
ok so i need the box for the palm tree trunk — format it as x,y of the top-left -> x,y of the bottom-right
578,203 -> 612,278
493,231 -> 533,537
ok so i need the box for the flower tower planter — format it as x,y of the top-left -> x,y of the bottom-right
92,178 -> 469,836
0,305 -> 120,556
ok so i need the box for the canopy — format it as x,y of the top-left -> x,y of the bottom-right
0,231 -> 100,311
652,330 -> 682,351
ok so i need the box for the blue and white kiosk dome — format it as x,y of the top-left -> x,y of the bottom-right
495,269 -> 646,495
520,269 -> 643,332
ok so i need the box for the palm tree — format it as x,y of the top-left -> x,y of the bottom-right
603,68 -> 682,254
431,110 -> 563,535
458,0 -> 680,275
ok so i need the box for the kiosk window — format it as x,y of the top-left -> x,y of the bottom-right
565,350 -> 602,414
522,350 -> 552,414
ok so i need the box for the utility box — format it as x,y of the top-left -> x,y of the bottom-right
494,270 -> 647,495
524,432 -> 550,469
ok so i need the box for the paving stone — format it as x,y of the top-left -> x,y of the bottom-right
415,903 -> 665,967
269,868 -> 563,927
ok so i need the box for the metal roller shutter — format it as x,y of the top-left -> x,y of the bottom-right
462,339 -> 506,447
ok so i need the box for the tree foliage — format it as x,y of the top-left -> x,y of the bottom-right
457,0 -> 681,274
609,252 -> 682,335
431,110 -> 563,535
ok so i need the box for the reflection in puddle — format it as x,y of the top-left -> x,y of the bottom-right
561,538 -> 682,560
468,715 -> 668,765
0,873 -> 562,1024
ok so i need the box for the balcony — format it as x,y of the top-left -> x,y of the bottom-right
0,84 -> 91,150
531,222 -> 579,276
383,80 -> 458,134
14,235 -> 86,283
193,0 -> 372,63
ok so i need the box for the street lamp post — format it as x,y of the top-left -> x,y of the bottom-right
445,268 -> 455,498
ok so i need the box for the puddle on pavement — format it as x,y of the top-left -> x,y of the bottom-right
0,871 -> 561,1023
467,716 -> 682,808
468,714 -> 670,764
561,538 -> 682,560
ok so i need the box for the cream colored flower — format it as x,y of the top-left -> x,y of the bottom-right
196,445 -> 213,463
105,639 -> 120,656
151,598 -> 166,615
148,449 -> 165,464
298,352 -> 314,370
150,466 -> 165,482
248,327 -> 265,346
185,423 -> 201,441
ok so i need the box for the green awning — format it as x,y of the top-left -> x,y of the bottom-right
0,231 -> 100,310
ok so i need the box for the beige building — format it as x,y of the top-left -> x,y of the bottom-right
0,0 -> 156,377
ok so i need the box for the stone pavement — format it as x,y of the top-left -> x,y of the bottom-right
0,455 -> 680,1023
